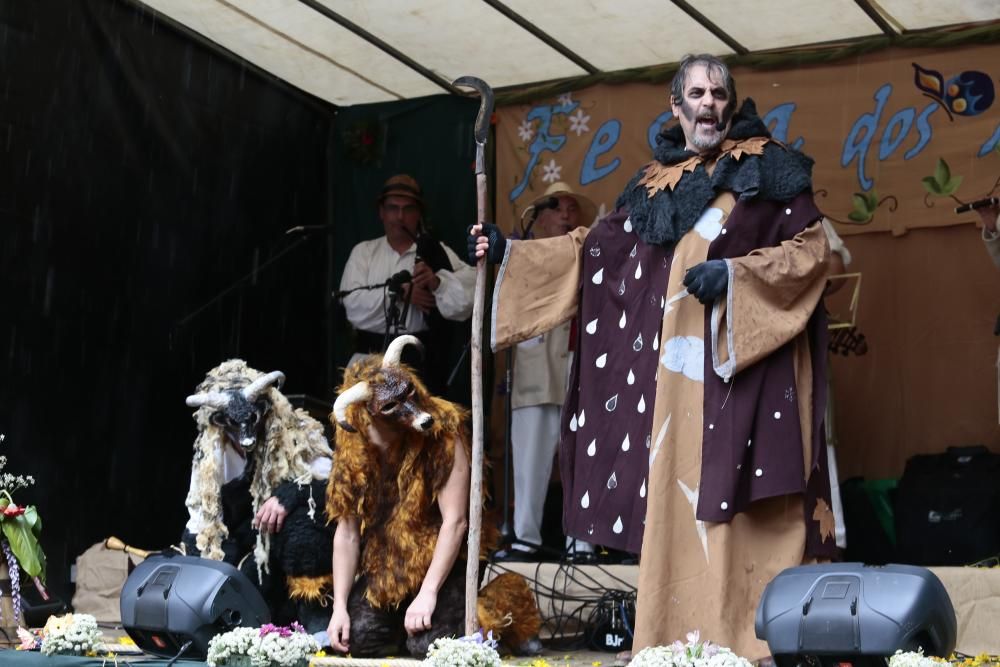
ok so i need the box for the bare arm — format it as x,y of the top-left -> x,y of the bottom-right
403,438 -> 470,636
327,516 -> 360,652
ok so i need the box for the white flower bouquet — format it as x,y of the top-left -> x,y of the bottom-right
889,649 -> 949,667
424,632 -> 503,667
38,613 -> 101,656
206,623 -> 320,667
628,631 -> 754,667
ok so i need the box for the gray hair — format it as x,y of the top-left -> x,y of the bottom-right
670,54 -> 738,118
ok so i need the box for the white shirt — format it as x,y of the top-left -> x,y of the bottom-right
984,225 -> 1000,269
339,236 -> 476,333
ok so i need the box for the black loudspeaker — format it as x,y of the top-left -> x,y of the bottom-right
120,554 -> 270,659
756,563 -> 956,667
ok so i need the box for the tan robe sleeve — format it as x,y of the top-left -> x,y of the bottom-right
711,221 -> 830,378
491,226 -> 590,351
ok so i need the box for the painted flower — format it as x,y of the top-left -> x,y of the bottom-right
517,119 -> 535,142
569,108 -> 591,136
541,159 -> 562,184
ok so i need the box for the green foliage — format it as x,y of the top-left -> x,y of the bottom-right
848,190 -> 879,223
922,158 -> 964,196
2,507 -> 46,579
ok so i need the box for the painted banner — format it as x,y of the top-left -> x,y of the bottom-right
496,44 -> 1000,237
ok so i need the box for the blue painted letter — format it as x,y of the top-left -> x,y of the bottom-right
581,119 -> 622,186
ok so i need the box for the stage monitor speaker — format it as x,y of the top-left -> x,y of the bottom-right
120,554 -> 270,660
756,563 -> 956,667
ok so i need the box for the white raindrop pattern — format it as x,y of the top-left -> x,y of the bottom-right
566,214 -> 669,550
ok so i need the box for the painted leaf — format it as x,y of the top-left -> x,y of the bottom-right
851,194 -> 869,215
934,158 -> 951,187
912,62 -> 944,98
865,190 -> 879,211
848,209 -> 872,223
940,175 -> 964,196
921,176 -> 943,195
2,514 -> 45,578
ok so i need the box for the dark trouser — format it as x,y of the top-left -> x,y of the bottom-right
346,561 -> 466,658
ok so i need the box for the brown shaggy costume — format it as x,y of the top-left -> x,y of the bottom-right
328,350 -> 550,658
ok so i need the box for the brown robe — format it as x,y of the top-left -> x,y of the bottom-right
492,189 -> 832,657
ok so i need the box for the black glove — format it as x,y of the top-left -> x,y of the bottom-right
683,260 -> 729,305
466,223 -> 506,265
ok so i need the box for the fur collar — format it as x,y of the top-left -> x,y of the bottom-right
615,98 -> 814,247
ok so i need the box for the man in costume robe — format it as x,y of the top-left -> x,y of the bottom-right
471,54 -> 837,658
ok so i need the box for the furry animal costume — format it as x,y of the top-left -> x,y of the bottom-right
328,344 -> 545,657
182,359 -> 335,631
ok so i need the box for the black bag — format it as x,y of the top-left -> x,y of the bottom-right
894,445 -> 1000,565
840,477 -> 897,565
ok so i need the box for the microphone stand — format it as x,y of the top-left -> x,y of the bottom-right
172,235 -> 310,343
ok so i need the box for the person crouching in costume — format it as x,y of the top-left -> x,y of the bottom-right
327,335 -> 517,658
182,359 -> 335,633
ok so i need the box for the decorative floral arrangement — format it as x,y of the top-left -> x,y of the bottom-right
0,433 -> 47,627
425,631 -> 503,667
342,117 -> 384,166
13,613 -> 102,655
627,631 -> 753,667
889,650 -> 950,667
206,622 -> 320,667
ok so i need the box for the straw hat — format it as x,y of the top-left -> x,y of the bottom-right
377,174 -> 424,208
519,181 -> 597,227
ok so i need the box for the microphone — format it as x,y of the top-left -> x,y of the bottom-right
387,270 -> 412,294
534,196 -> 560,214
954,196 -> 999,214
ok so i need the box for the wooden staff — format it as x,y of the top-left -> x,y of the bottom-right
452,75 -> 494,636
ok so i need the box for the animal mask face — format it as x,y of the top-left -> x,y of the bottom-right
333,335 -> 434,434
366,366 -> 434,432
209,391 -> 272,452
187,369 -> 285,453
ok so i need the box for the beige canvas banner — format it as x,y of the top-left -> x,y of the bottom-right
496,44 -> 1000,237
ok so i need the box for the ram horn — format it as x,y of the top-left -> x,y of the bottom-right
185,392 -> 231,409
242,371 -> 286,400
332,381 -> 371,433
382,335 -> 423,367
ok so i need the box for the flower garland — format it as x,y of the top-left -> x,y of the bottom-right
206,622 -> 320,667
425,632 -> 503,667
14,613 -> 102,656
628,632 -> 753,667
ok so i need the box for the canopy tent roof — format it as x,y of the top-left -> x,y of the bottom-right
135,0 -> 999,107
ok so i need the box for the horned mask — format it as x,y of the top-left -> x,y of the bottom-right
186,370 -> 286,452
333,335 -> 435,434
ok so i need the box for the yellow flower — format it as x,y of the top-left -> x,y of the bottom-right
118,637 -> 136,646
593,662 -> 603,666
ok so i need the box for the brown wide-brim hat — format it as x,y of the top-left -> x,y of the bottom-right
519,181 -> 598,227
377,173 -> 424,208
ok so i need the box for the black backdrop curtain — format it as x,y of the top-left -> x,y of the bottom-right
0,0 -> 335,600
